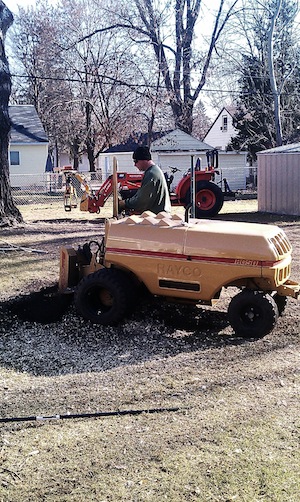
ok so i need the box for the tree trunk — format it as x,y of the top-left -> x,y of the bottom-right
0,1 -> 23,226
0,150 -> 23,226
71,136 -> 81,170
170,100 -> 194,134
86,102 -> 96,172
267,0 -> 283,146
134,0 -> 238,135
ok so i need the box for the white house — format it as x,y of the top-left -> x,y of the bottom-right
99,129 -> 213,186
204,106 -> 238,151
56,152 -> 99,172
9,105 -> 49,188
203,106 -> 248,190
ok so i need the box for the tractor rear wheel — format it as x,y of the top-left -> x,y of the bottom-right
186,181 -> 224,217
228,290 -> 279,338
74,268 -> 133,325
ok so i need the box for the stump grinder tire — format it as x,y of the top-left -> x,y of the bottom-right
74,268 -> 133,325
228,290 -> 279,338
186,181 -> 224,218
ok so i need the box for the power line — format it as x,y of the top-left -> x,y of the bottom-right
10,71 -> 239,93
10,73 -> 300,97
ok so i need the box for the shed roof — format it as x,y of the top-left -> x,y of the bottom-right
151,129 -> 213,152
9,105 -> 48,144
258,143 -> 300,154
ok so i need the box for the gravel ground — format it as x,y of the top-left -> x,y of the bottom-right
0,200 -> 299,383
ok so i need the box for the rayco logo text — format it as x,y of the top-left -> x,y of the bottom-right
157,263 -> 201,277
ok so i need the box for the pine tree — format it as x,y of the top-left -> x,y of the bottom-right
229,55 -> 276,161
228,0 -> 300,161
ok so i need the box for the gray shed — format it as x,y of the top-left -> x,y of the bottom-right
258,143 -> 300,216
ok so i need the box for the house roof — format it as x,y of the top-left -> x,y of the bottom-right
151,129 -> 213,152
104,129 -> 213,154
9,105 -> 48,144
204,106 -> 237,138
104,131 -> 168,153
258,143 -> 300,154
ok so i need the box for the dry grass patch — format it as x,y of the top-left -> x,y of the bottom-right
1,382 -> 299,501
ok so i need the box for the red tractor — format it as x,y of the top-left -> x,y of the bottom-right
63,150 -> 234,218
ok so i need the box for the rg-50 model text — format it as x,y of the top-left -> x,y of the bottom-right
59,211 -> 300,338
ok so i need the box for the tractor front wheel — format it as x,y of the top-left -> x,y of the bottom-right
186,181 -> 224,217
74,268 -> 132,325
228,290 -> 279,338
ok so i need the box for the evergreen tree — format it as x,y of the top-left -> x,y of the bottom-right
229,0 -> 300,161
229,55 -> 276,161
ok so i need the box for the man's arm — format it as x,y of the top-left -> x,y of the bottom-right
125,174 -> 157,212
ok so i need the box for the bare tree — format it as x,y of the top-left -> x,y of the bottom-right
60,0 -> 172,165
10,1 -> 80,166
266,0 -> 296,146
0,1 -> 22,226
10,0 -> 241,169
71,0 -> 241,135
11,0 -> 169,170
114,0 -> 240,133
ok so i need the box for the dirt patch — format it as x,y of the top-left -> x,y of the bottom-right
6,285 -> 73,324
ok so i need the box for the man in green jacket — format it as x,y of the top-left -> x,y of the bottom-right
118,146 -> 171,215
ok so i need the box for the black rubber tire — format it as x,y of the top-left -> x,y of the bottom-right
185,181 -> 224,217
74,268 -> 132,325
228,290 -> 279,338
272,293 -> 288,316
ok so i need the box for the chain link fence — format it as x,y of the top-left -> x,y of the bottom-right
11,172 -> 103,208
10,171 -> 256,221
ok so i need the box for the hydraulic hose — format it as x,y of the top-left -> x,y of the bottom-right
0,406 -> 181,424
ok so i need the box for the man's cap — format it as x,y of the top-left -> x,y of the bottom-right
133,146 -> 152,161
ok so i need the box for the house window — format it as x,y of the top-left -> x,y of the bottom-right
221,116 -> 228,131
10,151 -> 20,165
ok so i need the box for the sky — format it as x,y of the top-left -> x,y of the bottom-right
5,0 -> 299,119
3,0 -> 239,120
6,0 -> 36,13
